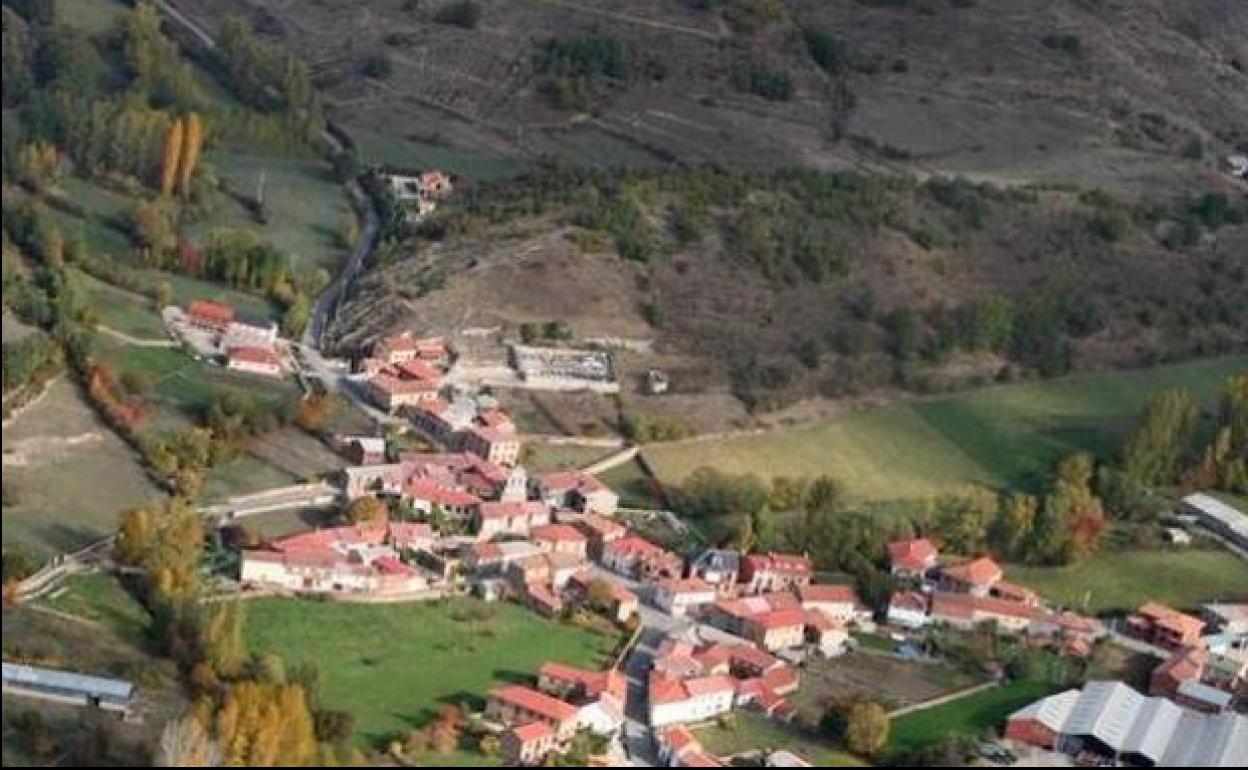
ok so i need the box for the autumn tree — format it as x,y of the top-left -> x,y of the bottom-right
214,680 -> 319,766
202,601 -> 247,678
156,715 -> 221,767
344,496 -> 388,525
161,116 -> 185,196
845,701 -> 890,757
178,112 -> 204,197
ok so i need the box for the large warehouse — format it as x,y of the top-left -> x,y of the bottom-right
1004,680 -> 1246,767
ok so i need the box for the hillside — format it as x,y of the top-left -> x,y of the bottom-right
332,164 -> 1247,432
178,0 -> 1248,192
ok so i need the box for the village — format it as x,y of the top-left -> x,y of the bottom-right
6,312 -> 1247,767
187,335 -> 1248,767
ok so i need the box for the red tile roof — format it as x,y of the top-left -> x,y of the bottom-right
395,359 -> 441,382
889,590 -> 929,614
538,470 -> 608,495
491,685 -> 578,723
404,479 -> 480,507
509,721 -> 553,742
530,523 -> 586,543
605,536 -> 666,558
743,552 -> 811,576
886,537 -> 938,571
228,345 -> 279,365
478,501 -> 549,520
943,556 -> 1004,587
659,577 -> 716,596
799,584 -> 859,605
188,299 -> 234,324
1137,602 -> 1205,638
370,373 -> 440,396
746,607 -> 808,631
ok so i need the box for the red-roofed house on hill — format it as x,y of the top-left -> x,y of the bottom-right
739,552 -> 812,595
365,373 -> 442,413
652,578 -> 718,618
886,537 -> 938,578
1126,602 -> 1206,651
475,501 -> 552,541
187,300 -> 234,331
502,721 -> 556,766
575,513 -> 626,560
530,524 -> 588,561
798,584 -> 866,624
226,346 -> 282,377
601,536 -> 682,581
940,556 -> 1004,597
649,672 -> 736,727
371,331 -> 449,366
741,608 -> 808,652
486,685 -> 579,741
534,471 -> 619,516
459,424 -> 521,467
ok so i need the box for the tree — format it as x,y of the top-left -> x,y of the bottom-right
344,496 -> 388,525
991,492 -> 1037,558
202,601 -> 246,677
214,681 -> 318,766
586,578 -> 616,613
178,112 -> 204,197
161,116 -> 185,196
934,486 -> 997,554
282,292 -> 310,337
845,701 -> 890,757
157,715 -> 222,767
1121,389 -> 1198,486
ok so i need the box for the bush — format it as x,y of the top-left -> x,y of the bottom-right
734,60 -> 794,101
432,0 -> 481,29
1041,33 -> 1082,54
360,55 -> 392,79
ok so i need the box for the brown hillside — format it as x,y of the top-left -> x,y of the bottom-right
182,0 -> 1248,192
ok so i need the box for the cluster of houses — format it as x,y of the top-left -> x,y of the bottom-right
1128,601 -> 1247,715
386,169 -> 454,222
356,331 -> 525,466
484,661 -> 628,765
166,300 -> 286,377
879,538 -> 1106,657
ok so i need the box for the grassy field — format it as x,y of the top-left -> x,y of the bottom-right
349,129 -> 528,181
57,0 -> 128,35
644,356 -> 1248,502
243,597 -> 622,750
199,147 -> 348,273
601,457 -> 669,509
692,711 -> 866,767
2,380 -> 161,560
888,679 -> 1057,753
522,443 -> 612,472
1009,548 -> 1248,614
72,270 -> 168,338
37,572 -> 150,645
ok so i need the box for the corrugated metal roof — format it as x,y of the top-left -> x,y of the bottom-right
3,662 -> 134,701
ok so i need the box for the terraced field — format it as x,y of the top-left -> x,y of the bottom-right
644,356 -> 1248,502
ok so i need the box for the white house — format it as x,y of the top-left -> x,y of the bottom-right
651,578 -> 718,618
649,673 -> 736,727
887,591 -> 930,629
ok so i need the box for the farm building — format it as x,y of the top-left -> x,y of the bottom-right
1004,680 -> 1247,766
1181,493 -> 1248,551
2,663 -> 134,714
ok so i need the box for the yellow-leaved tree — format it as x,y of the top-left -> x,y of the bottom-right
160,116 -> 184,197
178,112 -> 203,198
